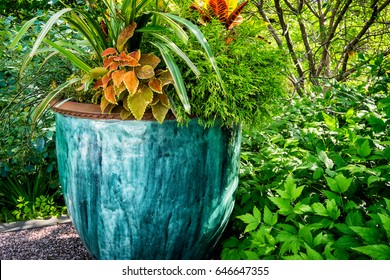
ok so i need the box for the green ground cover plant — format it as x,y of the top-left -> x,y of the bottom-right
220,55 -> 390,260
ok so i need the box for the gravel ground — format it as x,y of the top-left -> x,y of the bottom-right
0,223 -> 92,260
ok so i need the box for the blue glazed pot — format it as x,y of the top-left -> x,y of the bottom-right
54,102 -> 241,260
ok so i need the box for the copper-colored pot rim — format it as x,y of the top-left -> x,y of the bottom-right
50,100 -> 176,121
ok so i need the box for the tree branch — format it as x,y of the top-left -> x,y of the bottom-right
253,0 -> 283,46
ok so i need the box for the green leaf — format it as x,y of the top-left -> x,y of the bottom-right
333,235 -> 361,249
313,167 -> 324,179
378,213 -> 390,239
312,203 -> 328,217
269,197 -> 293,215
243,250 -> 259,260
345,107 -> 354,119
253,206 -> 261,221
334,173 -> 352,193
263,205 -> 278,226
357,139 -> 372,158
317,149 -> 334,169
325,176 -> 339,192
345,211 -> 364,227
322,112 -> 338,131
293,202 -> 312,214
352,245 -> 390,260
305,244 -> 323,260
349,226 -> 380,244
326,199 -> 341,220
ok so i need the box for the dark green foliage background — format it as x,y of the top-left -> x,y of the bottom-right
220,55 -> 390,260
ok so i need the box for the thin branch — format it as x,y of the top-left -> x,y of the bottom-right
253,0 -> 283,46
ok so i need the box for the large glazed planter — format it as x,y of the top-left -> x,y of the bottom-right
53,100 -> 242,260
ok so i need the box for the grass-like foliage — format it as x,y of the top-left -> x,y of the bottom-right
221,55 -> 390,260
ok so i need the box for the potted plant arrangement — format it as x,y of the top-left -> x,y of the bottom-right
15,0 -> 287,259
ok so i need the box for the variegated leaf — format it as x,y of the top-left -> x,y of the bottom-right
152,102 -> 169,123
208,0 -> 229,23
128,85 -> 153,120
117,22 -> 137,52
148,77 -> 163,93
135,65 -> 155,79
112,70 -> 126,87
102,47 -> 117,57
139,53 -> 161,69
123,71 -> 139,95
104,85 -> 117,104
226,0 -> 248,29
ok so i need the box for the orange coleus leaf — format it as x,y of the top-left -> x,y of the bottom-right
117,22 -> 137,52
103,57 -> 115,68
226,0 -> 248,29
148,77 -> 163,93
139,53 -> 161,69
109,61 -> 120,71
101,72 -> 112,89
102,47 -> 117,57
129,50 -> 141,61
111,70 -> 126,87
135,65 -> 154,79
93,78 -> 103,90
123,71 -> 139,95
104,85 -> 117,104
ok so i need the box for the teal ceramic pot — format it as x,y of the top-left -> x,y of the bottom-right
53,101 -> 241,260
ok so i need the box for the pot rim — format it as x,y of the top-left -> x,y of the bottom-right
51,99 -> 176,121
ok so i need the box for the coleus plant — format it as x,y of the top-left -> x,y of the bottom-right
190,0 -> 249,30
13,0 -> 226,123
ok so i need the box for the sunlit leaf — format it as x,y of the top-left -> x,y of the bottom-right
128,85 -> 153,120
123,70 -> 139,95
112,70 -> 126,87
104,85 -> 117,104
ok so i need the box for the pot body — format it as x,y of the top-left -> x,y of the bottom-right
55,108 -> 241,260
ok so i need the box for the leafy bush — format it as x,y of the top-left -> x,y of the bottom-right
221,55 -> 390,260
0,14 -> 74,222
